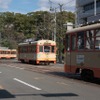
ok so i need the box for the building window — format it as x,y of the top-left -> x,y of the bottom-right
83,1 -> 100,12
84,2 -> 94,12
97,0 -> 100,8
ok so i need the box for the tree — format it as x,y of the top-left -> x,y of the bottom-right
0,11 -> 75,50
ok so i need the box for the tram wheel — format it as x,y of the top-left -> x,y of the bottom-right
81,69 -> 94,81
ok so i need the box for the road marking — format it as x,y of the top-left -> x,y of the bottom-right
14,78 -> 41,91
34,77 -> 44,80
2,64 -> 24,70
56,82 -> 69,86
0,72 -> 2,73
15,67 -> 24,70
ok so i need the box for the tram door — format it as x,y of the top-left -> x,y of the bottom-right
65,34 -> 71,72
65,34 -> 77,72
44,45 -> 50,61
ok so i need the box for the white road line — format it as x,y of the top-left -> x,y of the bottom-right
13,78 -> 41,91
2,64 -> 24,70
56,82 -> 69,86
0,72 -> 2,73
15,67 -> 24,70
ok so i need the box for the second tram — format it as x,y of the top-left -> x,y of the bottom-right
64,23 -> 100,79
18,39 -> 56,65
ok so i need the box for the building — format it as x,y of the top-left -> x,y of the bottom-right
76,0 -> 100,26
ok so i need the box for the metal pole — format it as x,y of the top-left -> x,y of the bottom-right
54,8 -> 56,42
0,32 -> 1,47
94,0 -> 97,16
75,0 -> 78,27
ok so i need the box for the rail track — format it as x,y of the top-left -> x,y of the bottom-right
0,59 -> 100,85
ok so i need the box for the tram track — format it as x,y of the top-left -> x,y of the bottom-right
0,59 -> 100,86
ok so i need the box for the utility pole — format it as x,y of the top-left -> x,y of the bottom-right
48,0 -> 64,63
54,8 -> 56,42
0,32 -> 1,47
49,0 -> 57,41
58,4 -> 64,63
75,0 -> 78,27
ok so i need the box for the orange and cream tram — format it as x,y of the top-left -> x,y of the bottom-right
64,23 -> 100,79
18,39 -> 56,65
0,47 -> 17,59
10,49 -> 17,59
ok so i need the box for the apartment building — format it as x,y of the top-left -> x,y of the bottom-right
76,0 -> 100,26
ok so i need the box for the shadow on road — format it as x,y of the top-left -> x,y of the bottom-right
15,92 -> 78,97
0,89 -> 78,98
47,71 -> 81,79
0,89 -> 15,99
41,93 -> 78,97
47,71 -> 100,85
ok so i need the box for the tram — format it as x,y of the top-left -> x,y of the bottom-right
18,39 -> 56,65
0,47 -> 17,59
64,23 -> 100,79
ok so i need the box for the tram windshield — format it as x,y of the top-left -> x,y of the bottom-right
44,46 -> 50,52
44,46 -> 55,53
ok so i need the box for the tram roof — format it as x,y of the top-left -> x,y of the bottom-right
0,47 -> 10,50
66,23 -> 100,34
18,39 -> 56,46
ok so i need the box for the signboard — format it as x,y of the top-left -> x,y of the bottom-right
76,55 -> 84,64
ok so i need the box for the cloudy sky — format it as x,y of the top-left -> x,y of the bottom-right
0,0 -> 76,14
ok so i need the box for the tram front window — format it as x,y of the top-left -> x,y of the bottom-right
44,46 -> 50,52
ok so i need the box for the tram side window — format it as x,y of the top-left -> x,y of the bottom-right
95,29 -> 100,50
39,46 -> 43,52
77,32 -> 84,50
6,51 -> 10,54
20,47 -> 27,53
66,35 -> 70,51
85,30 -> 95,50
30,45 -> 36,52
34,46 -> 36,52
20,47 -> 22,53
11,51 -> 16,54
23,47 -> 27,53
71,35 -> 76,51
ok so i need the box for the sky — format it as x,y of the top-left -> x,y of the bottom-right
0,0 -> 76,14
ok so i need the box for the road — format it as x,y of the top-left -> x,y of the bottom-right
0,59 -> 100,100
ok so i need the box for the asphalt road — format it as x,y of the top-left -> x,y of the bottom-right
0,60 -> 100,100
